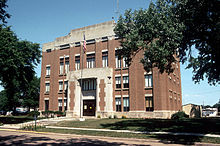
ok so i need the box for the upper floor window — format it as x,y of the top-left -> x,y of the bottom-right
115,55 -> 121,68
102,51 -> 108,67
145,74 -> 153,87
82,79 -> 96,91
46,66 -> 50,76
123,76 -> 129,88
75,56 -> 80,70
45,83 -> 50,93
87,54 -> 95,68
59,81 -> 63,92
115,76 -> 121,88
123,57 -> 128,68
65,57 -> 69,74
59,58 -> 64,75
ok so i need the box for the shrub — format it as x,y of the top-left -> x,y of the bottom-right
122,115 -> 127,119
108,115 -> 112,119
54,111 -> 65,117
21,123 -> 45,131
0,122 -> 3,126
97,115 -> 101,118
114,115 -> 118,119
171,111 -> 189,120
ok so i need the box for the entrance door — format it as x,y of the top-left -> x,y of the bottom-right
83,100 -> 96,116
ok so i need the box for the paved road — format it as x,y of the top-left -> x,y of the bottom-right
0,129 -> 186,146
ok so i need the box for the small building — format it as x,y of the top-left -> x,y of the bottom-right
39,21 -> 182,119
182,103 -> 202,118
202,108 -> 218,117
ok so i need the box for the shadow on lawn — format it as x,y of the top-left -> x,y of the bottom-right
101,118 -> 220,144
0,116 -> 34,124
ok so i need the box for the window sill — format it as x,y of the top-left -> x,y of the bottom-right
115,88 -> 121,91
145,87 -> 153,90
122,67 -> 128,70
44,92 -> 49,95
115,68 -> 121,71
123,88 -> 129,91
45,75 -> 50,78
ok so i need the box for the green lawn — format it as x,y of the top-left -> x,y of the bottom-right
53,118 -> 220,134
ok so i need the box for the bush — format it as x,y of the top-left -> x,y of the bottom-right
114,115 -> 118,119
54,111 -> 65,117
21,123 -> 45,131
97,115 -> 101,118
171,111 -> 189,120
108,115 -> 112,119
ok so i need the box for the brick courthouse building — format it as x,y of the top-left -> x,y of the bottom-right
39,21 -> 182,118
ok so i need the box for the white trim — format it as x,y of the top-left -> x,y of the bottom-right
86,51 -> 95,55
64,55 -> 69,58
58,97 -> 62,99
145,94 -> 153,97
123,95 -> 129,97
64,97 -> 67,100
75,54 -> 80,56
122,73 -> 129,76
46,64 -> 50,67
58,80 -> 63,82
44,98 -> 49,100
59,56 -> 64,59
102,49 -> 108,52
45,81 -> 50,83
144,71 -> 152,75
115,47 -> 122,50
115,95 -> 121,98
115,74 -> 121,77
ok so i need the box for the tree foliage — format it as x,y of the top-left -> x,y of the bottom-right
114,0 -> 220,85
0,0 -> 41,110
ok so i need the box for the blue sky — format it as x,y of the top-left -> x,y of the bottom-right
5,0 -> 220,106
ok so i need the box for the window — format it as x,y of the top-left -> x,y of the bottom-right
115,55 -> 121,68
64,81 -> 68,97
64,98 -> 67,111
45,100 -> 49,111
46,66 -> 50,76
123,57 -> 128,68
45,83 -> 50,93
102,51 -> 108,67
75,56 -> 80,70
82,79 -> 96,91
87,54 -> 95,68
115,97 -> 121,112
65,57 -> 69,74
145,96 -> 153,111
123,76 -> 129,88
115,76 -> 121,88
59,58 -> 64,75
59,81 -> 63,92
145,74 -> 153,87
58,99 -> 62,111
123,97 -> 129,112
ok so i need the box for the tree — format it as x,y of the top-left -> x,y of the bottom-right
22,76 -> 40,111
0,0 -> 41,111
114,0 -> 220,85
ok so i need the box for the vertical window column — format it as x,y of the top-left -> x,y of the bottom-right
75,55 -> 80,70
64,98 -> 67,111
58,99 -> 62,111
115,55 -> 121,68
102,51 -> 108,67
87,53 -> 95,68
65,57 -> 69,74
45,82 -> 50,93
145,96 -> 153,111
115,76 -> 121,89
59,58 -> 64,75
46,65 -> 50,77
115,97 -> 121,112
123,57 -> 128,68
123,97 -> 130,112
45,100 -> 49,111
123,76 -> 129,88
145,74 -> 153,88
59,81 -> 63,92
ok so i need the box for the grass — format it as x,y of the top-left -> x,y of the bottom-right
53,118 -> 220,134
